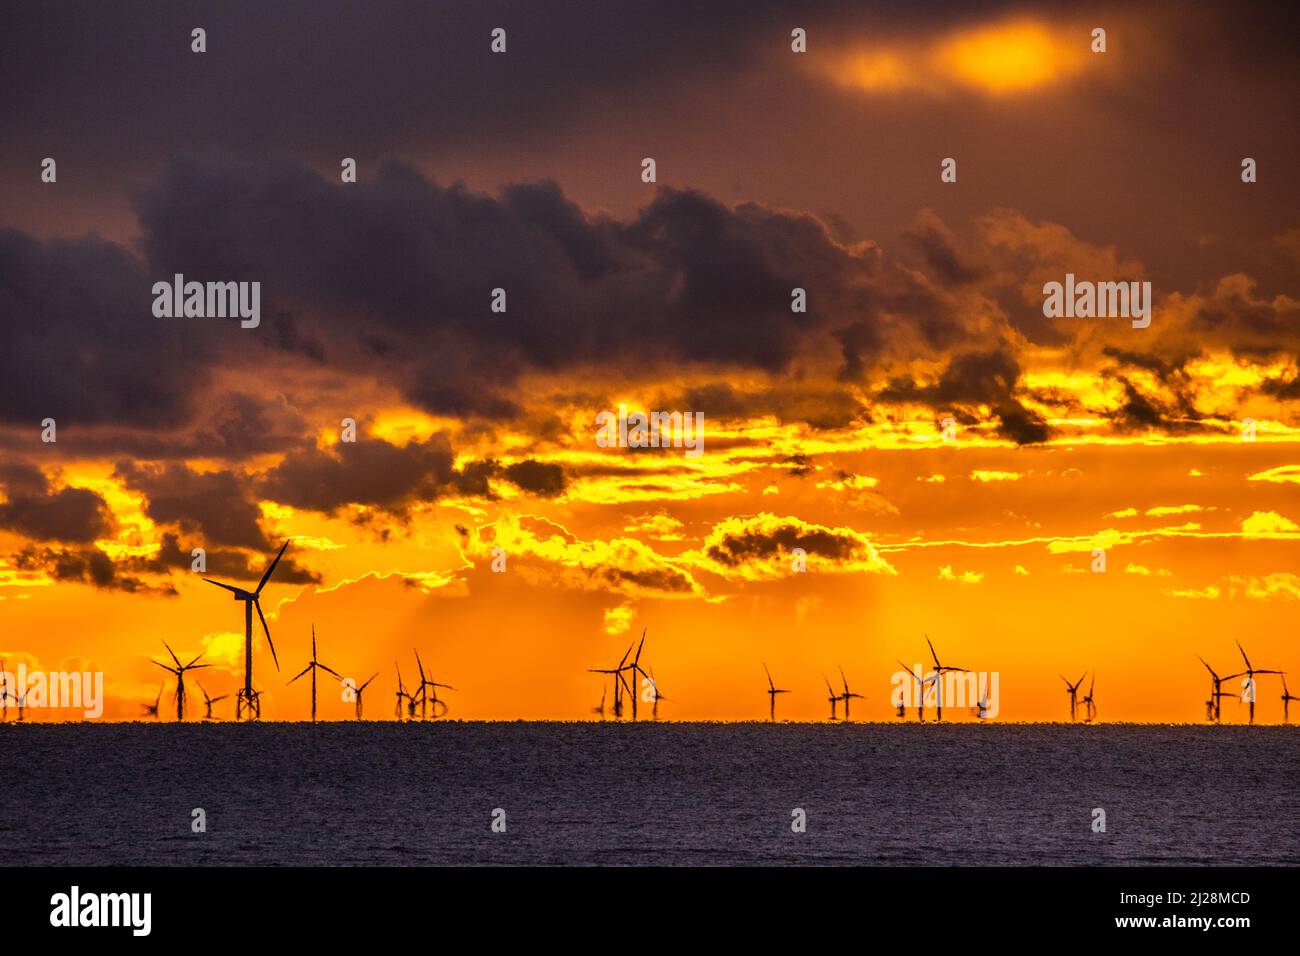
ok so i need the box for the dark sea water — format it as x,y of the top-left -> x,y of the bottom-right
3,722 -> 1297,866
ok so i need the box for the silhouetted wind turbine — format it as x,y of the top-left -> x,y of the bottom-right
142,684 -> 163,719
838,666 -> 864,721
1081,672 -> 1097,723
926,636 -> 968,722
197,683 -> 228,721
589,642 -> 634,721
1196,656 -> 1240,722
203,539 -> 289,720
288,625 -> 341,721
1282,675 -> 1299,724
151,641 -> 209,721
623,629 -> 649,721
592,686 -> 606,720
763,663 -> 789,721
351,673 -> 379,720
823,675 -> 839,721
1235,640 -> 1280,724
415,649 -> 454,719
649,665 -> 667,720
897,660 -> 928,720
972,674 -> 992,719
1061,673 -> 1086,721
394,664 -> 413,720
0,658 -> 8,721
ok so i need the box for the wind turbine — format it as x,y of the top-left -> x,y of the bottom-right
287,625 -> 341,721
648,665 -> 667,720
972,674 -> 992,719
1235,640 -> 1280,724
203,539 -> 290,720
394,664 -> 413,720
151,641 -> 209,721
142,684 -> 163,719
1061,673 -> 1086,721
1081,672 -> 1097,723
592,686 -> 606,720
1282,675 -> 1299,724
623,629 -> 649,721
896,660 -> 929,720
823,675 -> 839,721
350,673 -> 379,720
589,642 -> 634,721
763,663 -> 789,722
196,683 -> 228,721
415,650 -> 454,719
0,658 -> 8,721
1196,657 -> 1240,722
838,666 -> 864,721
926,636 -> 968,722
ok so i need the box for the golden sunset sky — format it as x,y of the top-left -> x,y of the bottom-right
1,1 -> 1297,721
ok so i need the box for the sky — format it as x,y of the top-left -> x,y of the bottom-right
0,0 -> 1297,722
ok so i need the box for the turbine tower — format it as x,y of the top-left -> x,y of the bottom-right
203,540 -> 290,720
1061,673 -> 1086,721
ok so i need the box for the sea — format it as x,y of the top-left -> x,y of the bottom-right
3,722 -> 1297,866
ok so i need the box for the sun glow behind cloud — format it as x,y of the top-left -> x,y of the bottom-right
827,19 -> 1088,95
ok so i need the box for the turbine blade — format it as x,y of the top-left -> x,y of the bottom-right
255,600 -> 279,669
255,539 -> 291,596
288,665 -> 311,684
203,578 -> 242,594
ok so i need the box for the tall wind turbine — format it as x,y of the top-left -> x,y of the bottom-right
287,625 -> 341,721
823,675 -> 840,721
151,641 -> 209,721
351,673 -> 379,720
1235,640 -> 1280,724
838,666 -> 864,721
763,663 -> 790,722
1061,673 -> 1086,721
592,686 -> 607,720
1282,675 -> 1299,724
1,658 -> 8,721
196,682 -> 228,721
203,539 -> 290,720
926,636 -> 968,722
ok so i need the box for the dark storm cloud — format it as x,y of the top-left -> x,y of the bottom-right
258,434 -> 457,514
879,348 -> 1051,445
501,460 -> 566,497
0,460 -> 111,542
114,461 -> 271,550
705,519 -> 861,567
0,485 -> 112,543
0,230 -> 216,428
142,532 -> 321,585
14,545 -> 173,595
133,157 -> 964,419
